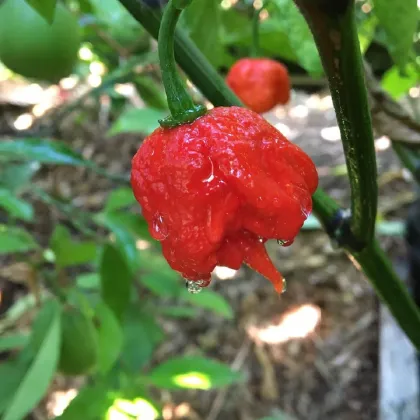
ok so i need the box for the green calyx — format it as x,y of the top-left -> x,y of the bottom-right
158,0 -> 206,128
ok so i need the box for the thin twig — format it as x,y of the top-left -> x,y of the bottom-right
206,339 -> 252,420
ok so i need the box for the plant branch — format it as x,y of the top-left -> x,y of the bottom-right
293,0 -> 377,250
117,0 -> 420,350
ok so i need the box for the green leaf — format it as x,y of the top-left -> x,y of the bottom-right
0,188 -> 34,221
95,301 -> 123,374
183,0 -> 224,67
100,243 -> 132,320
0,333 -> 29,352
273,0 -> 323,75
95,211 -> 147,271
0,360 -> 29,415
76,272 -> 100,289
24,0 -> 57,23
89,0 -> 144,45
120,308 -> 164,371
50,225 -> 98,268
372,0 -> 418,69
109,397 -> 159,419
137,249 -> 182,297
135,75 -> 168,111
58,384 -> 115,420
0,162 -> 40,193
104,188 -> 136,213
0,138 -> 93,167
108,107 -> 165,136
357,13 -> 378,54
381,64 -> 419,99
0,225 -> 38,254
179,288 -> 234,319
221,10 -> 297,64
147,356 -> 244,390
3,299 -> 61,420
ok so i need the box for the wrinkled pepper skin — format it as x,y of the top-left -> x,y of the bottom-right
131,107 -> 318,292
226,58 -> 290,114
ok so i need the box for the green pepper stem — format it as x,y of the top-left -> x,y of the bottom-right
294,0 -> 377,250
117,0 -> 420,351
158,0 -> 206,127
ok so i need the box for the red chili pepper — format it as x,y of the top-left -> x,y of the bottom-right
131,106 -> 318,292
226,58 -> 290,114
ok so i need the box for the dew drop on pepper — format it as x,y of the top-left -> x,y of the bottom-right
151,213 -> 169,240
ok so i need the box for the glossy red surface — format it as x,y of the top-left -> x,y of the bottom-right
131,107 -> 318,292
226,58 -> 290,113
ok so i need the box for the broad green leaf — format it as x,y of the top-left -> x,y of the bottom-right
183,0 -> 224,67
104,188 -> 136,213
0,162 -> 40,193
120,308 -> 164,371
381,64 -> 419,99
179,288 -> 234,319
100,243 -> 132,320
221,10 -> 297,64
76,272 -> 100,289
3,299 -> 61,420
147,356 -> 243,390
109,212 -> 152,241
108,108 -> 165,136
95,301 -> 123,374
95,211 -> 148,271
89,0 -> 144,45
77,0 -> 93,14
0,333 -> 29,352
0,225 -> 38,254
0,360 -> 28,414
137,249 -> 182,297
273,0 -> 323,75
0,188 -> 34,221
135,75 -> 168,111
58,384 -> 115,420
50,225 -> 98,268
372,0 -> 418,68
357,13 -> 378,54
25,0 -> 57,23
0,138 -> 98,169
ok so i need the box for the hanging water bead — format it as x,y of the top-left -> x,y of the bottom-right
281,277 -> 287,294
186,280 -> 203,294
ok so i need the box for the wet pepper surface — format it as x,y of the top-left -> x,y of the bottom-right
131,106 -> 318,292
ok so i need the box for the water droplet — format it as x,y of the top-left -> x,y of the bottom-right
281,278 -> 287,294
186,280 -> 203,294
151,213 -> 168,241
277,239 -> 292,246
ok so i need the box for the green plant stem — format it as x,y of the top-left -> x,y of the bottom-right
293,0 -> 377,250
117,0 -> 243,108
117,0 -> 420,350
251,4 -> 264,57
157,0 -> 206,127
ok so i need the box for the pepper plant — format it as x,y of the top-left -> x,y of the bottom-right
0,0 -> 419,419
120,0 -> 420,347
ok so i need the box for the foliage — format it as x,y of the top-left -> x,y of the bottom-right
0,0 -> 418,418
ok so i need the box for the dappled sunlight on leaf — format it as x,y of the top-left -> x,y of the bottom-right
173,372 -> 212,390
108,398 -> 159,420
